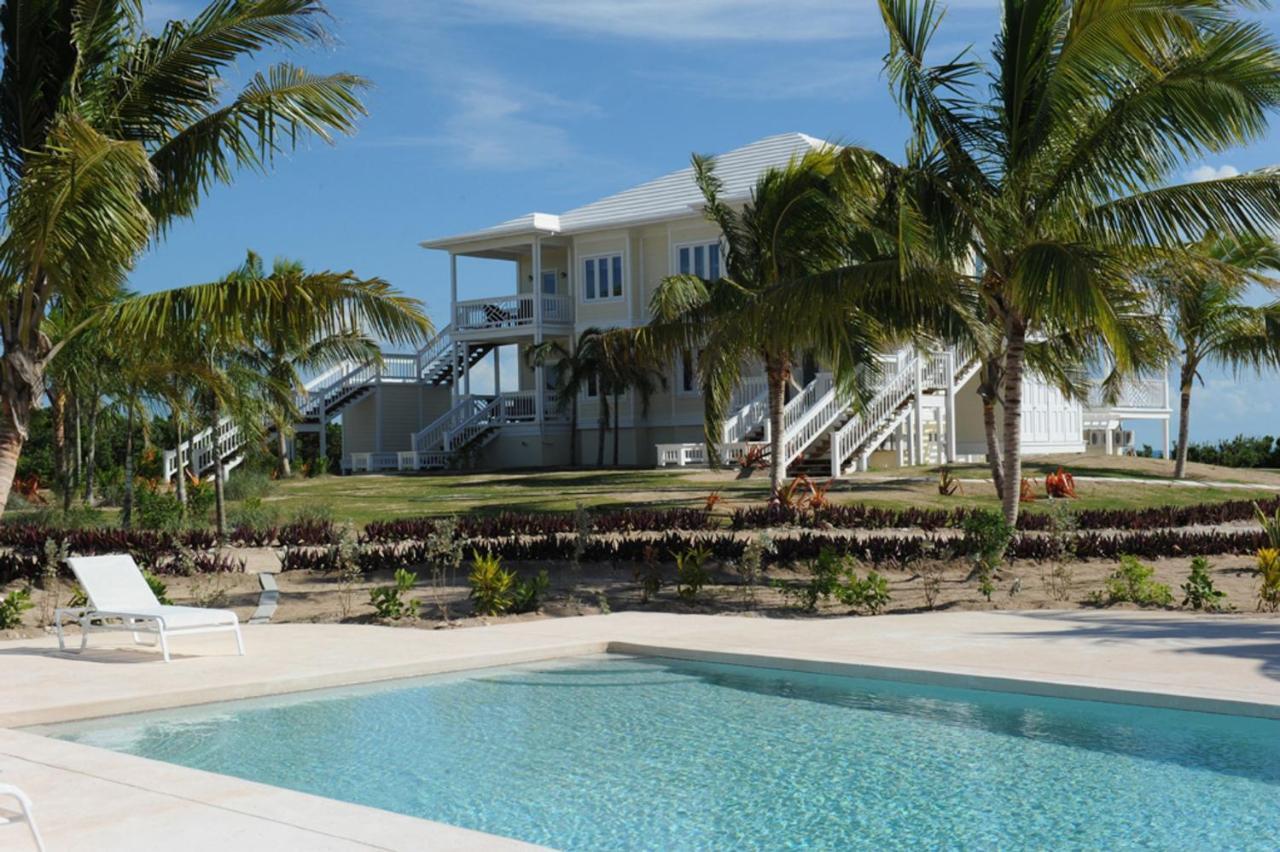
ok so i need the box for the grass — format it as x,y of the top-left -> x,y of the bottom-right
10,456 -> 1279,529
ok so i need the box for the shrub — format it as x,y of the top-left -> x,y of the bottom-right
0,587 -> 33,629
186,479 -> 216,519
779,547 -> 847,612
635,544 -> 663,604
1181,557 -> 1228,612
369,568 -> 419,620
919,562 -> 945,609
511,570 -> 550,614
1091,556 -> 1173,607
468,550 -> 514,616
143,570 -> 173,605
224,469 -> 272,503
837,568 -> 891,614
1257,549 -> 1280,613
227,496 -> 278,534
134,489 -> 186,531
1255,502 -> 1280,550
674,546 -> 712,603
962,510 -> 1013,599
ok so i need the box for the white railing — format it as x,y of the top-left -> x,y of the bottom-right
296,354 -> 418,420
413,396 -> 492,453
723,377 -> 769,445
162,416 -> 245,481
1086,377 -> 1169,411
829,353 -> 921,477
454,293 -> 572,332
657,443 -> 708,467
782,384 -> 846,468
415,324 -> 455,376
782,374 -> 833,435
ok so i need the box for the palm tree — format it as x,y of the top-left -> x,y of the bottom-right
527,329 -> 605,467
636,147 -> 946,493
849,0 -> 1280,523
1157,235 -> 1280,478
0,0 -> 369,516
599,335 -> 666,467
229,251 -> 428,477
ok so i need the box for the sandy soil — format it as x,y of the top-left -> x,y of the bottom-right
6,549 -> 1271,642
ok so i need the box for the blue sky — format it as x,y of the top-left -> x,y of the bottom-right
134,0 -> 1280,448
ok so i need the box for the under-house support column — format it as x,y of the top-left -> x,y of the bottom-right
532,236 -> 545,435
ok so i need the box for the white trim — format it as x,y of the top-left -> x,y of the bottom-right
671,237 -> 724,280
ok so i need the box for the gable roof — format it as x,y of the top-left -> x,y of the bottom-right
421,132 -> 829,250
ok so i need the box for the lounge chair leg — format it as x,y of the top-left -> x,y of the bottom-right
55,616 -> 65,651
233,624 -> 245,656
158,629 -> 171,663
78,618 -> 90,654
4,786 -> 46,852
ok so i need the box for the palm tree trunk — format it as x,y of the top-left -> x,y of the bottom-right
275,420 -> 292,478
999,320 -> 1027,525
1174,361 -> 1195,480
73,394 -> 82,494
0,366 -> 40,519
596,395 -> 608,468
612,391 -> 621,466
569,397 -> 579,466
49,386 -> 69,511
982,397 -> 1004,500
0,412 -> 25,516
174,416 -> 188,509
766,354 -> 789,494
122,396 -> 136,528
211,410 -> 227,538
83,394 -> 99,505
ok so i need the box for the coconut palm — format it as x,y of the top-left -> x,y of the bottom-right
600,335 -> 666,467
0,0 -> 370,515
636,146 -> 952,493
527,329 -> 605,467
1157,235 -> 1280,478
229,251 -> 429,477
848,0 -> 1280,523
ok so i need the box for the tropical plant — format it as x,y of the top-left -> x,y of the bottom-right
853,0 -> 1280,524
231,251 -> 428,477
1091,555 -> 1174,607
1181,556 -> 1228,612
837,568 -> 892,615
468,550 -> 514,616
369,568 -> 420,620
0,0 -> 370,517
634,146 -> 946,493
0,587 -> 33,629
673,545 -> 713,602
1257,548 -> 1280,613
1256,501 -> 1280,549
510,569 -> 550,614
527,328 -> 606,467
1157,235 -> 1280,478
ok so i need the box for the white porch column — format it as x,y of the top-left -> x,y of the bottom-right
374,381 -> 383,453
450,253 -> 459,406
463,341 -> 471,397
933,406 -> 944,465
912,357 -> 924,465
532,236 -> 545,433
1162,418 -> 1170,462
451,341 -> 460,404
945,350 -> 958,463
318,398 -> 327,468
1105,423 -> 1114,456
493,346 -> 501,396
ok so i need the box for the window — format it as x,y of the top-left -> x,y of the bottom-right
676,240 -> 722,280
584,373 -> 599,398
541,269 -> 558,295
679,348 -> 703,395
582,253 -> 624,302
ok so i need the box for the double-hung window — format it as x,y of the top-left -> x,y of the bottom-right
582,253 -> 624,302
676,240 -> 722,280
679,348 -> 703,395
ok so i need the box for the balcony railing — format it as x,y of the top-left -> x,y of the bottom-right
1086,378 -> 1169,412
454,293 -> 572,333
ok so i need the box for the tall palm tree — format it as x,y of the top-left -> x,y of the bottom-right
1158,235 -> 1280,478
636,147 -> 947,493
230,251 -> 428,477
0,0 -> 369,516
527,329 -> 605,467
599,335 -> 666,467
849,0 -> 1280,524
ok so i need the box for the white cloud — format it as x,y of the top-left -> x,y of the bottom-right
1185,163 -> 1240,182
420,0 -> 993,42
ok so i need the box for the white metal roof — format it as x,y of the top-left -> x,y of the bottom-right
421,132 -> 829,250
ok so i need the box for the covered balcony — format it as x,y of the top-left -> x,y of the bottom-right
1083,375 -> 1172,456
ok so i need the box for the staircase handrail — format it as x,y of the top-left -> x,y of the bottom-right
781,383 -> 847,468
413,395 -> 491,453
829,353 -> 920,475
445,395 -> 504,451
162,415 -> 245,481
415,323 -> 455,377
722,377 -> 769,445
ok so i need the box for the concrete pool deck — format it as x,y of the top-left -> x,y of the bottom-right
3,610 -> 1280,850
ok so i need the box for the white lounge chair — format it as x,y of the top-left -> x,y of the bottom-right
55,554 -> 245,663
0,782 -> 46,851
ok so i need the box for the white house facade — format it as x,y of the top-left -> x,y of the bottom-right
164,133 -> 1172,480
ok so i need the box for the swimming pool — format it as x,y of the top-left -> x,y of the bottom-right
36,654 -> 1280,850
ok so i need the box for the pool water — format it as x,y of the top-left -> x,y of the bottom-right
38,655 -> 1280,850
